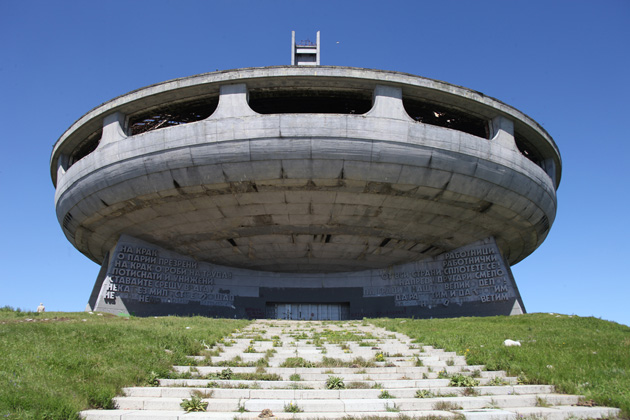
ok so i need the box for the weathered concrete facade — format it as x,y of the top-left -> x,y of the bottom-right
89,235 -> 524,319
51,66 -> 561,319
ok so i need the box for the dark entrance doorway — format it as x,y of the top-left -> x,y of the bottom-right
266,303 -> 350,320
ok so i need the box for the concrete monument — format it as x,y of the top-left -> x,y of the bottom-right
51,32 -> 561,319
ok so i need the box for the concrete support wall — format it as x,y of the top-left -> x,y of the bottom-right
90,235 -> 525,319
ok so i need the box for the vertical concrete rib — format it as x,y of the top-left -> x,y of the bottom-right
209,83 -> 258,119
100,112 -> 127,145
366,85 -> 413,121
491,115 -> 516,151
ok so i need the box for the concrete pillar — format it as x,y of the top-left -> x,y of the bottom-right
100,112 -> 127,145
291,31 -> 296,66
56,154 -> 69,178
542,157 -> 558,187
209,83 -> 258,119
365,85 -> 412,121
316,31 -> 321,65
491,115 -> 516,150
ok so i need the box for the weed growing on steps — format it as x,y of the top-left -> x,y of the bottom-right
449,373 -> 480,387
384,402 -> 400,412
287,382 -> 313,389
218,368 -> 233,380
484,398 -> 501,409
325,375 -> 346,390
517,371 -> 530,385
192,369 -> 281,382
283,401 -> 303,413
279,356 -> 374,368
191,389 -> 213,398
147,371 -> 161,387
289,373 -> 302,381
180,395 -> 208,412
433,400 -> 463,411
378,389 -> 395,399
235,398 -> 248,412
461,387 -> 481,397
280,357 -> 314,368
415,389 -> 435,398
204,380 -> 263,389
487,376 -> 509,386
231,372 -> 281,381
346,381 -> 371,389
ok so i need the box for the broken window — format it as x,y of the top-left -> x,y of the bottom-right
128,98 -> 218,135
68,130 -> 101,168
403,98 -> 489,139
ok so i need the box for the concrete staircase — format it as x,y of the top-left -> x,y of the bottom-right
81,320 -> 621,419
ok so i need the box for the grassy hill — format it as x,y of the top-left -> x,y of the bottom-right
373,314 -> 630,417
0,308 -> 248,419
0,308 -> 628,419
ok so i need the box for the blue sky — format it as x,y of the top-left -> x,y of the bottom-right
1,0 -> 629,326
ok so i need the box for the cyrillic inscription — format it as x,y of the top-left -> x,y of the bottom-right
104,242 -> 234,307
365,243 -> 515,308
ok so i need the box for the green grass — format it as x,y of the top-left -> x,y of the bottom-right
0,309 -> 248,419
372,313 -> 630,417
310,329 -> 376,344
279,356 -> 374,368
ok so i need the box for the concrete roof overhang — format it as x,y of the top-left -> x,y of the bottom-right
50,66 -> 561,188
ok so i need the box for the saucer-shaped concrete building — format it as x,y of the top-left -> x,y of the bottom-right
51,33 -> 561,319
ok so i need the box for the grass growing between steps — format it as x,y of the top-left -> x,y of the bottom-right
372,313 -> 630,418
0,308 -> 248,420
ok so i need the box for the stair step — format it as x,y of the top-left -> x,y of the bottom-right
113,394 -> 582,412
81,409 -> 459,419
123,384 -> 555,399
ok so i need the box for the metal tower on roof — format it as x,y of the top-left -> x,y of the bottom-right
292,31 -> 320,66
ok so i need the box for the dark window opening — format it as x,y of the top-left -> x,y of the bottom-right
515,131 -> 545,168
62,212 -> 73,231
69,130 -> 102,168
128,98 -> 218,135
248,88 -> 372,115
403,98 -> 489,139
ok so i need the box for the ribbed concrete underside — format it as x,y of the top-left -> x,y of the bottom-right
56,126 -> 556,272
79,179 -> 539,274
